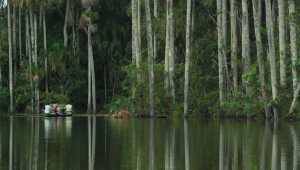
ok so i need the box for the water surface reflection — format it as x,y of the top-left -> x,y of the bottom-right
0,117 -> 300,170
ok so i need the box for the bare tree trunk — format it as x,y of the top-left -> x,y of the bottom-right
252,0 -> 268,117
184,0 -> 192,116
169,0 -> 175,105
12,5 -> 16,87
145,0 -> 155,117
288,83 -> 300,114
266,0 -> 279,120
217,0 -> 225,107
222,0 -> 229,91
18,6 -> 22,64
278,0 -> 287,87
43,9 -> 48,94
64,0 -> 70,47
7,0 -> 14,113
164,0 -> 170,91
87,25 -> 96,114
26,10 -> 34,112
230,0 -> 238,94
242,0 -> 251,95
289,0 -> 298,93
34,13 -> 39,114
136,0 -> 141,82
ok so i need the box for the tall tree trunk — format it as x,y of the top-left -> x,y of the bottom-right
230,0 -> 238,94
26,10 -> 34,112
87,25 -> 96,114
164,0 -> 170,92
266,0 -> 278,120
43,10 -> 48,94
289,0 -> 298,93
145,0 -> 155,117
222,0 -> 229,91
278,0 -> 287,87
64,0 -> 70,47
136,0 -> 141,82
252,0 -> 268,117
12,5 -> 16,87
34,13 -> 39,114
169,0 -> 175,105
217,0 -> 225,107
242,0 -> 251,95
132,0 -> 137,65
184,0 -> 192,116
7,0 -> 14,113
18,6 -> 22,64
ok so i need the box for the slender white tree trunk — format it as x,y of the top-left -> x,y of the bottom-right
64,0 -> 70,47
242,0 -> 251,95
217,0 -> 225,107
169,0 -> 175,104
265,0 -> 278,119
136,0 -> 141,82
164,0 -> 170,91
7,0 -> 14,113
43,10 -> 48,94
184,0 -> 192,116
34,13 -> 39,114
145,0 -> 155,117
26,10 -> 34,112
87,25 -> 96,114
18,6 -> 22,63
230,0 -> 238,93
278,0 -> 287,87
252,0 -> 268,116
289,0 -> 298,93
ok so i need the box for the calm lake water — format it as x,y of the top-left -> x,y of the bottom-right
0,116 -> 299,170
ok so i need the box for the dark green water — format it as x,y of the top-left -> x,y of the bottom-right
0,116 -> 299,170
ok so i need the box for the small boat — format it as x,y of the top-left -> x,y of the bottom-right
45,112 -> 72,117
44,104 -> 73,117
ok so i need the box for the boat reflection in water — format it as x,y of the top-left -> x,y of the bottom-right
44,117 -> 72,139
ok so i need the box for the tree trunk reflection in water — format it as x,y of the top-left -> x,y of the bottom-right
232,132 -> 238,170
149,119 -> 155,170
164,125 -> 176,170
9,117 -> 13,170
219,123 -> 224,170
259,122 -> 269,170
88,116 -> 96,170
271,125 -> 278,170
290,126 -> 298,170
281,148 -> 287,170
184,119 -> 190,170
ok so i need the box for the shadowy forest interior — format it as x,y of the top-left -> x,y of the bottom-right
0,0 -> 300,119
